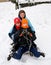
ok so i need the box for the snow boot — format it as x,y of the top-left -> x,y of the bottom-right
7,53 -> 13,61
7,55 -> 12,61
40,52 -> 45,57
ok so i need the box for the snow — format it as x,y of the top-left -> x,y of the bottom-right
18,0 -> 51,2
17,0 -> 51,3
0,1 -> 51,65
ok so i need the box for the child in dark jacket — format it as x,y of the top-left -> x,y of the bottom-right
8,17 -> 21,43
7,18 -> 45,61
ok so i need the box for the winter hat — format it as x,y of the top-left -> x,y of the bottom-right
21,18 -> 29,29
14,18 -> 20,24
14,18 -> 21,30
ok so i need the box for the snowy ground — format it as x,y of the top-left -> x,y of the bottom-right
0,2 -> 51,65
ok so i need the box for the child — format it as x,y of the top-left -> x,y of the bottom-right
8,17 -> 21,43
7,17 -> 22,61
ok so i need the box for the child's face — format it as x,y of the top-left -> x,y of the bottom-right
20,13 -> 25,19
15,22 -> 20,26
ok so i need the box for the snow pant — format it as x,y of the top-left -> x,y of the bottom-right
12,45 -> 41,60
